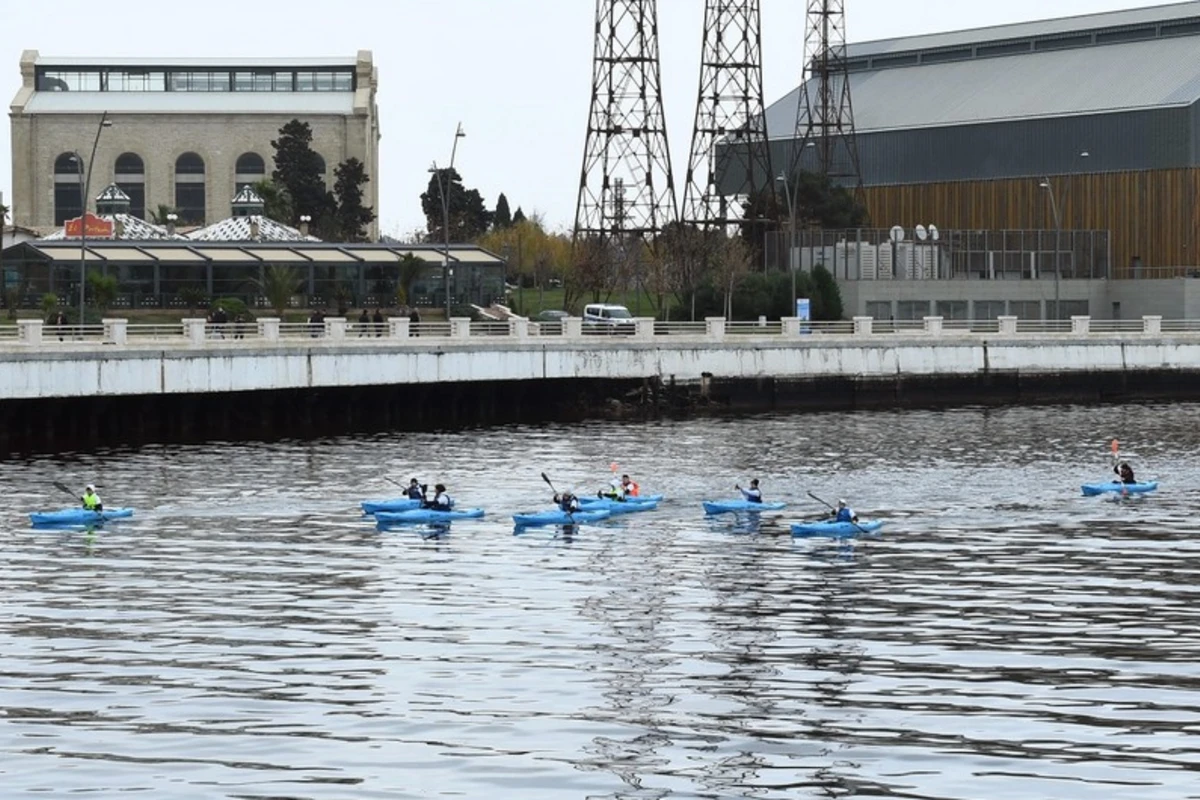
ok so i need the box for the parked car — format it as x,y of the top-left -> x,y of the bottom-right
582,303 -> 635,334
533,309 -> 569,335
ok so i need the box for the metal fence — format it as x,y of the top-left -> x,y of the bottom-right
765,228 -> 1112,281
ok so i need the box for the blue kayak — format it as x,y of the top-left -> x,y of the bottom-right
30,507 -> 134,526
791,519 -> 884,537
703,500 -> 787,515
1082,481 -> 1158,496
578,498 -> 658,515
580,493 -> 664,506
375,507 -> 484,524
361,497 -> 424,514
512,508 -> 611,527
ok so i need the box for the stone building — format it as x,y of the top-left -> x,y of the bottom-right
8,50 -> 380,237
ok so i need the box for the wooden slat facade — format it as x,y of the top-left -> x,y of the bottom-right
862,168 -> 1200,277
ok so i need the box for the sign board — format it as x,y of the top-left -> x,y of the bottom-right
63,212 -> 114,239
796,297 -> 811,334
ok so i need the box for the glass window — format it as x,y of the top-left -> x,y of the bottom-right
233,71 -> 254,91
973,301 -> 1006,320
1009,301 -> 1041,320
54,183 -> 83,225
934,300 -> 968,321
175,184 -> 206,224
865,300 -> 892,320
37,70 -> 102,91
332,70 -> 353,91
106,70 -> 165,91
115,152 -> 144,176
315,71 -> 334,91
168,71 -> 230,92
274,71 -> 293,91
295,71 -> 316,91
117,183 -> 146,220
176,152 -> 206,175
314,154 -> 327,175
896,301 -> 930,320
235,152 -> 265,175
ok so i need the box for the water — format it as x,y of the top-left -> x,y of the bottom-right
4,404 -> 1200,799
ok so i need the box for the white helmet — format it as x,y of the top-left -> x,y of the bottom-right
837,499 -> 847,507
86,484 -> 95,492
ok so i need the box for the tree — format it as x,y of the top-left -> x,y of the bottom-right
271,119 -> 333,225
656,222 -> 715,320
86,270 -> 119,313
149,204 -> 182,226
252,179 -> 294,224
396,253 -> 425,306
332,157 -> 376,243
512,207 -> 526,225
493,193 -> 512,229
253,264 -> 304,317
713,235 -> 755,319
1,201 -> 9,222
791,170 -> 869,229
420,167 -> 492,242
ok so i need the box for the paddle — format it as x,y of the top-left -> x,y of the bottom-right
541,471 -> 576,523
53,481 -> 77,500
807,490 -> 871,535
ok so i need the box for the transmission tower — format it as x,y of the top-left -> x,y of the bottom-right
790,0 -> 863,190
682,0 -> 774,229
574,0 -> 677,244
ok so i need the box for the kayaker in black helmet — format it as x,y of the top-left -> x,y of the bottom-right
406,478 -> 427,501
735,479 -> 762,503
1114,461 -> 1136,484
554,491 -> 581,513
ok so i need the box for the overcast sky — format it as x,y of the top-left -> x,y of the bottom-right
0,0 -> 1172,236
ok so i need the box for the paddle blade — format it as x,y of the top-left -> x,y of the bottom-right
53,481 -> 76,498
609,462 -> 619,472
1111,439 -> 1119,454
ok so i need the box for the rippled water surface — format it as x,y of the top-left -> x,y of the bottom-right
4,404 -> 1200,799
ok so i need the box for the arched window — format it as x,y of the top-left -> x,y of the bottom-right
175,152 -> 206,223
314,153 -> 326,176
114,152 -> 146,219
235,152 -> 265,192
53,152 -> 82,225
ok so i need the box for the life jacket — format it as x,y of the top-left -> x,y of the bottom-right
836,507 -> 853,522
431,492 -> 452,510
82,492 -> 100,510
407,484 -> 425,500
622,481 -> 639,497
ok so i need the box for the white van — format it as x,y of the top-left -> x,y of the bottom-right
582,303 -> 635,334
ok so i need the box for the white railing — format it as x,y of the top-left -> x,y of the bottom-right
0,314 -> 1188,350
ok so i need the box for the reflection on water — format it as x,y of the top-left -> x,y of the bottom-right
4,404 -> 1200,798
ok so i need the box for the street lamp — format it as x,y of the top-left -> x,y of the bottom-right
775,173 -> 796,311
430,123 -> 466,318
70,111 -> 113,326
1039,178 -> 1061,323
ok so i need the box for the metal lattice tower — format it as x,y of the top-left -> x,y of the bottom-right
790,0 -> 863,189
574,0 -> 677,243
682,0 -> 774,228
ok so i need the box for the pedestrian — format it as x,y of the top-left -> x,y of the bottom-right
409,306 -> 421,337
372,308 -> 385,337
233,313 -> 245,339
357,308 -> 369,337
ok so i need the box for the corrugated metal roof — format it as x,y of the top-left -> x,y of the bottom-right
849,1 -> 1200,57
767,34 -> 1200,135
185,216 -> 320,243
23,91 -> 355,115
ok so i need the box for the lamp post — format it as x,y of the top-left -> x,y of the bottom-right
71,111 -> 113,325
1039,177 -> 1062,322
430,123 -> 466,318
775,173 -> 796,311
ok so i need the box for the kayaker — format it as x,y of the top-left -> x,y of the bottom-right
598,478 -> 622,501
406,479 -> 427,501
620,474 -> 640,498
735,479 -> 762,503
830,499 -> 858,523
81,484 -> 103,512
428,484 -> 453,511
554,491 -> 581,513
1114,461 -> 1136,484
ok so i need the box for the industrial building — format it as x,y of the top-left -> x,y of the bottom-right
763,2 -> 1200,320
8,50 -> 380,237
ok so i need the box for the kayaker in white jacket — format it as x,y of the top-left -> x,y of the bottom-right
735,479 -> 762,503
428,484 -> 452,511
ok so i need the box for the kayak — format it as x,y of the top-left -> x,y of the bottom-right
580,493 -> 665,506
512,508 -> 612,527
375,507 -> 485,524
577,498 -> 658,515
1081,481 -> 1158,496
702,500 -> 787,515
361,498 -> 424,514
791,519 -> 884,537
30,507 -> 134,526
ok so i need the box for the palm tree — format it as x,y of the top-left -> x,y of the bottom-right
150,204 -> 182,225
253,264 -> 303,317
396,253 -> 425,307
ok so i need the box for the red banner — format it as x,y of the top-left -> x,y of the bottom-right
63,213 -> 114,239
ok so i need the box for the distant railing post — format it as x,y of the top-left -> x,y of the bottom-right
509,318 -> 530,338
998,315 -> 1018,335
781,316 -> 801,336
923,316 -> 944,336
182,318 -> 207,345
853,316 -> 873,335
705,317 -> 727,340
17,319 -> 43,346
634,317 -> 655,341
388,318 -> 411,338
258,317 -> 281,341
102,318 -> 128,346
450,317 -> 472,339
564,317 -> 583,338
1143,315 -> 1162,335
326,318 -> 347,340
1071,315 -> 1091,335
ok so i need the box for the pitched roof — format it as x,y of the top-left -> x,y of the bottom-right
185,215 -> 320,242
38,214 -> 184,241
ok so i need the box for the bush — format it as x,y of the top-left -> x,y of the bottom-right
213,297 -> 255,321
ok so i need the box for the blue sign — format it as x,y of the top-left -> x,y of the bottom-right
796,298 -> 811,334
